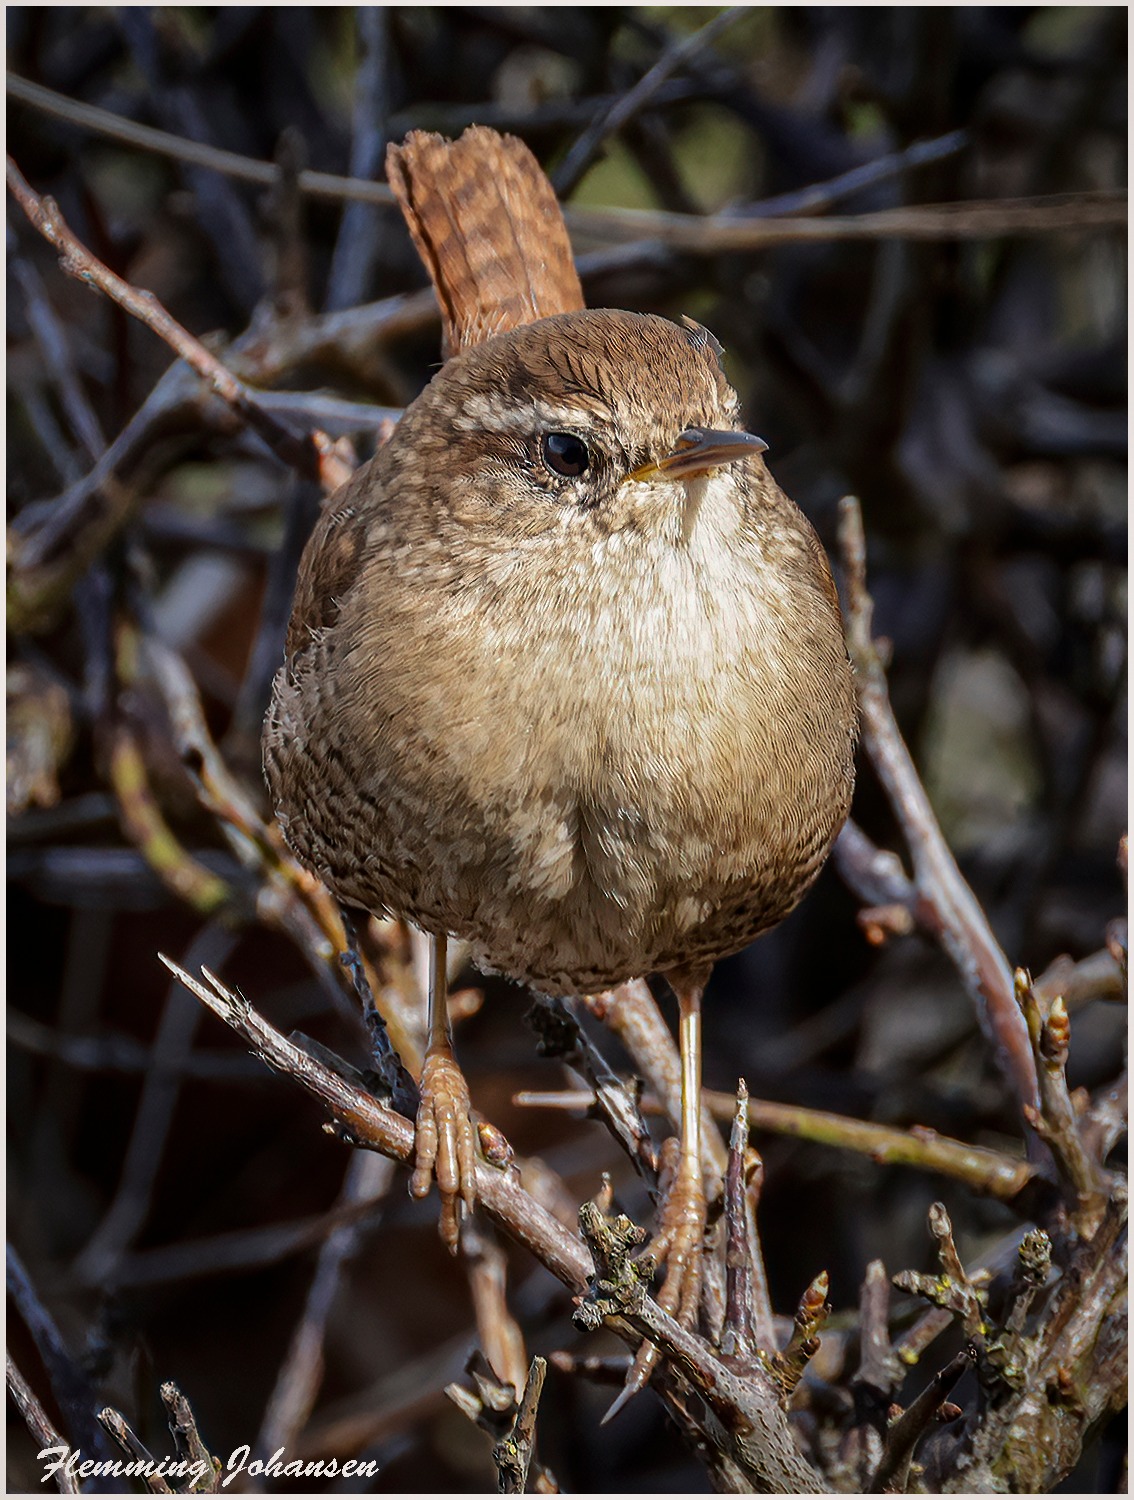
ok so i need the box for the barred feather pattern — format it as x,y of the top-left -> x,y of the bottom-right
385,126 -> 585,357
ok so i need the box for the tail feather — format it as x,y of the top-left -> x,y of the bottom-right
386,126 -> 585,357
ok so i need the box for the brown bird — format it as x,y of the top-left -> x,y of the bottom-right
264,129 -> 856,1385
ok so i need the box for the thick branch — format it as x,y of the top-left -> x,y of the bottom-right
575,1202 -> 824,1494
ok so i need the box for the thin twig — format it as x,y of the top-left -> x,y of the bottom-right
10,365 -> 387,625
6,1008 -> 258,1079
12,381 -> 84,486
5,67 -> 704,163
7,1353 -> 80,1492
493,1357 -> 549,1495
837,1259 -> 902,1489
136,632 -> 390,1039
106,721 -> 234,917
96,1408 -> 174,1494
157,957 -> 594,1292
553,7 -> 747,195
527,995 -> 660,1184
855,1261 -> 903,1399
1016,970 -> 1109,1227
7,70 -> 397,207
6,1246 -> 117,1466
337,908 -> 419,1111
464,1220 -> 530,1401
1080,1070 -> 1127,1164
73,923 -> 240,1288
117,9 -> 263,313
101,1193 -> 399,1292
262,126 -> 311,320
739,129 -> 969,219
12,361 -> 193,565
325,7 -> 391,311
516,1083 -> 1036,1202
160,1381 -> 219,1490
870,1346 -> 975,1493
226,474 -> 321,754
6,154 -> 349,493
565,189 -> 1127,250
305,1331 -> 478,1459
547,1350 -> 630,1385
720,1083 -> 757,1362
251,1150 -> 394,1479
8,224 -> 105,461
837,495 -> 1040,1122
8,73 -> 1124,250
1032,947 -> 1126,1011
834,818 -> 919,911
893,1203 -> 987,1354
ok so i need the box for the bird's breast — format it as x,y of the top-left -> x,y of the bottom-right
447,520 -> 850,947
270,497 -> 855,990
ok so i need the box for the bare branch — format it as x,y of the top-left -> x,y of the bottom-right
8,73 -> 1123,253
493,1356 -> 549,1495
837,494 -> 1040,1122
6,154 -> 349,493
7,1245 -> 117,1466
720,1083 -> 758,1362
584,981 -> 729,1183
7,1353 -> 79,1492
157,957 -> 593,1293
1016,970 -> 1110,1228
325,8 -> 391,311
574,1201 -> 825,1493
73,922 -> 239,1288
565,190 -> 1127,251
553,8 -> 747,195
253,1151 -> 395,1465
517,1083 -> 1036,1202
464,1220 -> 530,1401
870,1347 -> 974,1494
893,1202 -> 987,1350
527,994 -> 660,1183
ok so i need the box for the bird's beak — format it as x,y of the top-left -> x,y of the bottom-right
629,427 -> 768,482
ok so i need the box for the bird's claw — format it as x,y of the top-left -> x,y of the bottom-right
606,1143 -> 707,1420
648,1151 -> 708,1327
410,1047 -> 478,1253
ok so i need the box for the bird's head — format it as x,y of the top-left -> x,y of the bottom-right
385,308 -> 769,546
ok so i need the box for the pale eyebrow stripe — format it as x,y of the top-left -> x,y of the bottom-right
453,393 -> 598,435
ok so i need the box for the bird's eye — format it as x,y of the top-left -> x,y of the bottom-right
541,431 -> 589,478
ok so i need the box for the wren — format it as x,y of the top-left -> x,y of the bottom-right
264,129 -> 857,1402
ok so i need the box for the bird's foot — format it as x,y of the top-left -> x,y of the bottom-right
410,1045 -> 477,1253
646,1138 -> 708,1325
606,1139 -> 707,1420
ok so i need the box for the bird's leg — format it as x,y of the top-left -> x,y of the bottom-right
409,932 -> 477,1252
609,968 -> 709,1418
651,972 -> 708,1317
